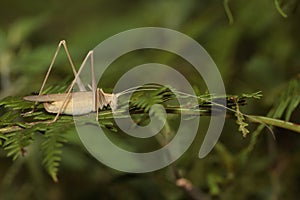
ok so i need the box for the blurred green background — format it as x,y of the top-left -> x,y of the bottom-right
0,0 -> 300,199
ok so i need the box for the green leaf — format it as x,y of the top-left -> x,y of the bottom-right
274,0 -> 288,18
271,77 -> 300,121
3,130 -> 33,160
41,127 -> 68,182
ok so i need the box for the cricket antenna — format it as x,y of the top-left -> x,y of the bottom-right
115,84 -> 163,97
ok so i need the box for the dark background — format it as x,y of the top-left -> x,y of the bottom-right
0,0 -> 299,199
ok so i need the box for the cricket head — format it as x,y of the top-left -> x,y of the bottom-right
98,89 -> 118,111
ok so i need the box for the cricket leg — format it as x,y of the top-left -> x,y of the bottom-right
29,40 -> 86,121
26,41 -> 68,114
96,88 -> 100,121
51,50 -> 94,123
39,40 -> 86,97
27,41 -> 69,114
89,50 -> 99,121
61,41 -> 87,92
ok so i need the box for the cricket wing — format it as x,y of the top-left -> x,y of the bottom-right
23,93 -> 70,102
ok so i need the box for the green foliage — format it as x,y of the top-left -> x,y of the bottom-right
0,85 -> 267,182
223,0 -> 291,25
223,0 -> 234,24
129,85 -> 173,113
41,126 -> 67,182
240,76 -> 300,165
241,91 -> 263,99
0,0 -> 299,199
0,96 -> 72,181
270,76 -> 300,121
3,130 -> 33,161
275,0 -> 288,18
232,92 -> 262,137
235,103 -> 250,138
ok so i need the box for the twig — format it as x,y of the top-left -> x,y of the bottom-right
247,115 -> 300,134
173,167 -> 210,200
223,0 -> 234,24
274,0 -> 288,18
0,121 -> 53,134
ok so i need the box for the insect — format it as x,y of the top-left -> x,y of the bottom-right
23,40 -> 119,122
24,40 -> 231,124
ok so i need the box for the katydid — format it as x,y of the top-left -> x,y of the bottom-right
23,40 -> 232,124
23,40 -> 118,122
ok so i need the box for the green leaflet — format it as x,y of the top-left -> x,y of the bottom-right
274,0 -> 288,18
41,127 -> 68,182
270,77 -> 300,121
3,130 -> 34,160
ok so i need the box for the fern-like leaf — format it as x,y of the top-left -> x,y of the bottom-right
130,85 -> 172,112
3,129 -> 33,160
41,126 -> 68,182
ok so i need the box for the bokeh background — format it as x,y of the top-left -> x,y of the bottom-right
0,0 -> 300,199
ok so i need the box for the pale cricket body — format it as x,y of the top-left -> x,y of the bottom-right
23,40 -> 118,122
24,90 -> 116,115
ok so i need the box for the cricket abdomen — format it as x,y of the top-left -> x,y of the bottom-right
44,92 -> 95,115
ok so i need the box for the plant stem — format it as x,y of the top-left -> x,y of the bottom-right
247,115 -> 300,134
0,121 -> 53,134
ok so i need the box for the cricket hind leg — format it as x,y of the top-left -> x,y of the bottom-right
39,40 -> 87,96
25,40 -> 88,123
28,40 -> 87,114
51,50 -> 95,123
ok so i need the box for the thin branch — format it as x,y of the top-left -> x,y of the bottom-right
2,111 -> 300,135
173,167 -> 210,200
0,121 -> 53,134
247,115 -> 300,134
223,0 -> 234,24
274,0 -> 288,18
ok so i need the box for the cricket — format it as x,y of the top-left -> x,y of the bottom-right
23,40 -> 168,123
23,40 -> 244,124
23,40 -> 121,122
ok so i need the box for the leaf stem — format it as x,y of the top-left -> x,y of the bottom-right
247,115 -> 300,134
274,0 -> 288,18
0,121 -> 53,134
223,0 -> 234,24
